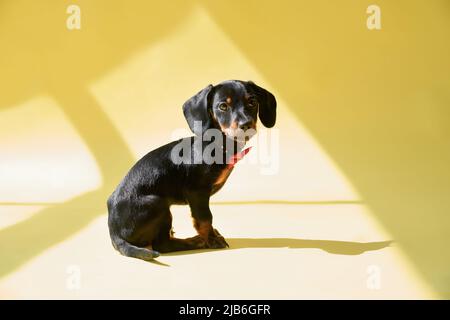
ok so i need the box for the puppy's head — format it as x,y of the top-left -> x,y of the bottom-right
183,80 -> 276,142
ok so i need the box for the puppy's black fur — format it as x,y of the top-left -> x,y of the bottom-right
107,80 -> 276,261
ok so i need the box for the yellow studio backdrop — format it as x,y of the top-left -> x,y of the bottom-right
0,0 -> 449,299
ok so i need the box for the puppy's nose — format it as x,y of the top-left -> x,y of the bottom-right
238,120 -> 253,131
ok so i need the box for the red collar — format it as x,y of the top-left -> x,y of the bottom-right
227,147 -> 252,168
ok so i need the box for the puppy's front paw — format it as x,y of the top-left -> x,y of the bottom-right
206,229 -> 229,249
187,235 -> 207,249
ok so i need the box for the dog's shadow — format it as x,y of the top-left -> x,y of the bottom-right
162,238 -> 393,257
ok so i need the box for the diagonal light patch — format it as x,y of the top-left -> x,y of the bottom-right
0,96 -> 102,229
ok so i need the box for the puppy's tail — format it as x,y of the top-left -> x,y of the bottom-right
111,235 -> 160,261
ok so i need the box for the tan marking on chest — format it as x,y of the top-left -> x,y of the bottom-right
214,166 -> 233,186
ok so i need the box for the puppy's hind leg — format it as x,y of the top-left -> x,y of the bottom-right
108,194 -> 169,261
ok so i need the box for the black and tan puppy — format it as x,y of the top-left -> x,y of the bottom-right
107,80 -> 276,261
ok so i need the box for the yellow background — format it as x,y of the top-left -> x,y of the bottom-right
0,0 -> 449,298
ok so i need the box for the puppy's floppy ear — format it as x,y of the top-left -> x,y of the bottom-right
247,81 -> 277,128
182,84 -> 214,135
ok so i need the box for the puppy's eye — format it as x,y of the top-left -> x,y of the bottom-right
218,103 -> 228,111
247,98 -> 259,109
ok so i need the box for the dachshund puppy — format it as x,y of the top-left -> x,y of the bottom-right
107,80 -> 276,261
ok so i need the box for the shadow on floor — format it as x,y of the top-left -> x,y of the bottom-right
162,238 -> 393,257
0,190 -> 107,278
